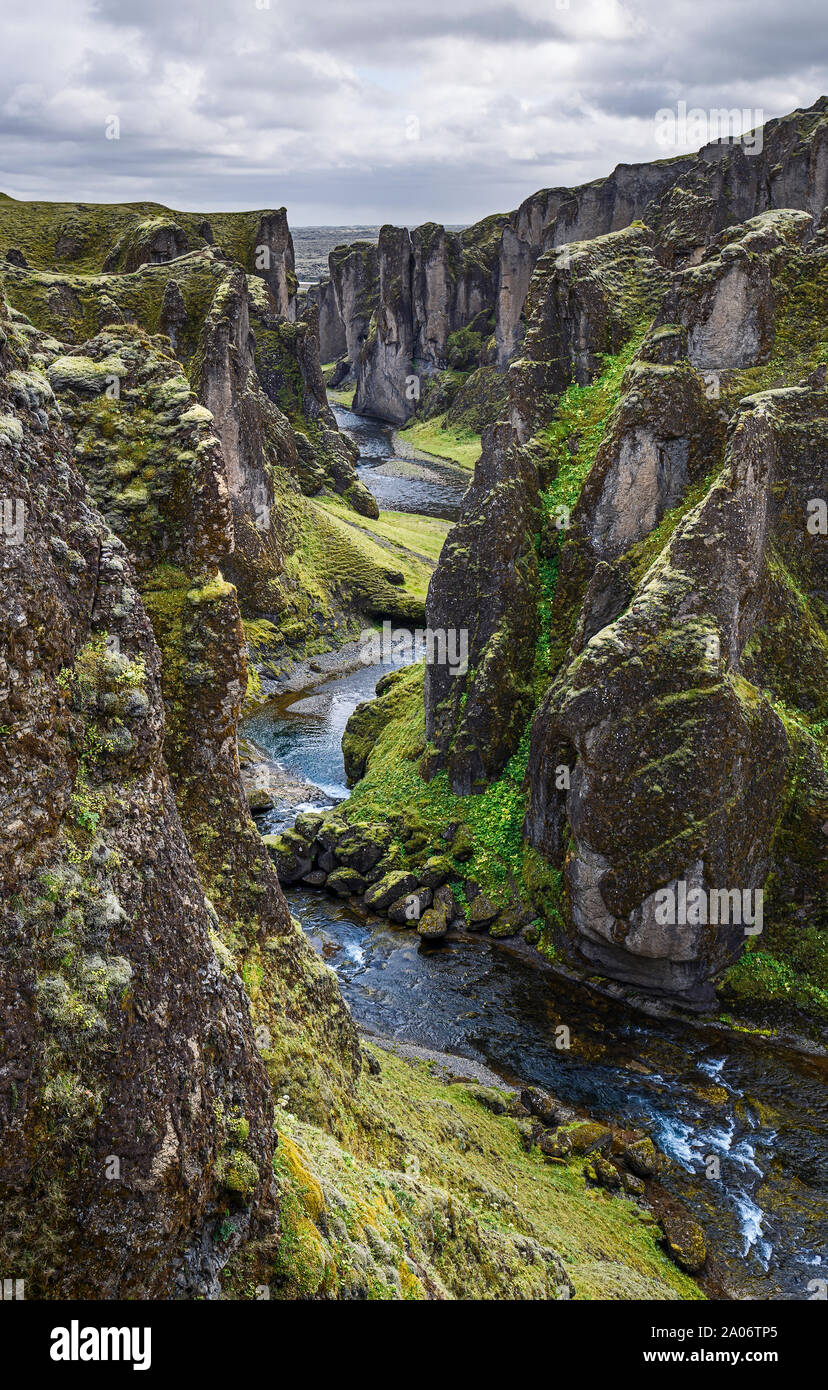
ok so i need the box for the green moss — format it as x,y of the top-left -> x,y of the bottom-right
223,1046 -> 702,1302
397,415 -> 482,469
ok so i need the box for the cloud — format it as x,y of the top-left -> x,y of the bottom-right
0,0 -> 825,224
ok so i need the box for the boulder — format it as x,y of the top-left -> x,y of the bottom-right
624,1137 -> 659,1178
538,1130 -> 572,1161
294,810 -> 324,841
468,1086 -> 510,1115
661,1212 -> 708,1273
363,870 -> 418,912
521,1087 -> 564,1127
417,855 -> 453,890
246,786 -> 275,812
566,1122 -> 613,1156
333,825 -> 387,874
468,894 -> 499,930
490,914 -> 522,938
585,1154 -> 622,1189
263,834 -> 312,884
326,867 -> 367,897
417,901 -> 451,938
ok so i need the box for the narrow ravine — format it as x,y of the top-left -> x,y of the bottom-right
243,400 -> 828,1302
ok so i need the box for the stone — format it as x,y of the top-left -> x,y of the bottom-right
246,786 -> 275,812
417,901 -> 451,938
417,855 -> 453,890
489,914 -> 521,938
585,1154 -> 621,1189
363,870 -> 418,912
326,867 -> 367,897
521,1087 -> 563,1127
468,1086 -> 510,1115
538,1130 -> 572,1160
263,834 -> 312,884
624,1137 -> 659,1178
387,887 -> 433,925
661,1212 -> 708,1273
468,894 -> 499,930
566,1122 -> 613,1156
333,826 -> 386,874
294,810 -> 324,841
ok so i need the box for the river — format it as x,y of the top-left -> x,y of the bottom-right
330,402 -> 469,521
243,400 -> 828,1301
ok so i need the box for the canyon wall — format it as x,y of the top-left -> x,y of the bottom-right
334,102 -> 828,1018
323,98 -> 828,426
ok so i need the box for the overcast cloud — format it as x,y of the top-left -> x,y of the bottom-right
0,0 -> 826,223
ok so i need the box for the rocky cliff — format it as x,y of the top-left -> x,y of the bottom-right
335,102 -> 828,1028
324,97 -> 828,433
0,288 -> 284,1297
1,194 -> 440,686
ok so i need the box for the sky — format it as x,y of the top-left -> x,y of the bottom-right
0,0 -> 826,225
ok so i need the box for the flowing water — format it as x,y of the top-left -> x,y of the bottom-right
244,401 -> 828,1301
330,403 -> 469,521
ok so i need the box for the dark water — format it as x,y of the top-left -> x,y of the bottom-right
290,886 -> 828,1301
245,647 -> 417,817
245,398 -> 828,1300
331,402 -> 469,521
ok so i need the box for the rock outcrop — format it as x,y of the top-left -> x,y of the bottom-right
346,106 -> 828,1022
526,380 -> 828,1005
424,224 -> 668,793
0,201 -> 402,672
0,291 -> 280,1298
323,99 -> 828,430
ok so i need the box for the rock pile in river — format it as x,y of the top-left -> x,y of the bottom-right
264,812 -> 473,938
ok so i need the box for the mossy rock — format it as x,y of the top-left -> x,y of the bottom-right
326,867 -> 367,897
566,1121 -> 613,1155
624,1136 -> 659,1177
585,1154 -> 622,1189
661,1212 -> 707,1273
363,870 -> 418,912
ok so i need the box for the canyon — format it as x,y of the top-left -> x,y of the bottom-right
1,96 -> 827,1302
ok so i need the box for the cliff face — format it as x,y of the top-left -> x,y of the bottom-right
324,98 -> 828,429
0,200 -> 374,1298
424,224 -> 668,792
526,371 -> 828,1005
0,195 -> 409,675
341,103 -> 828,1023
350,219 -> 504,424
326,240 -> 379,384
0,292 -> 281,1298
